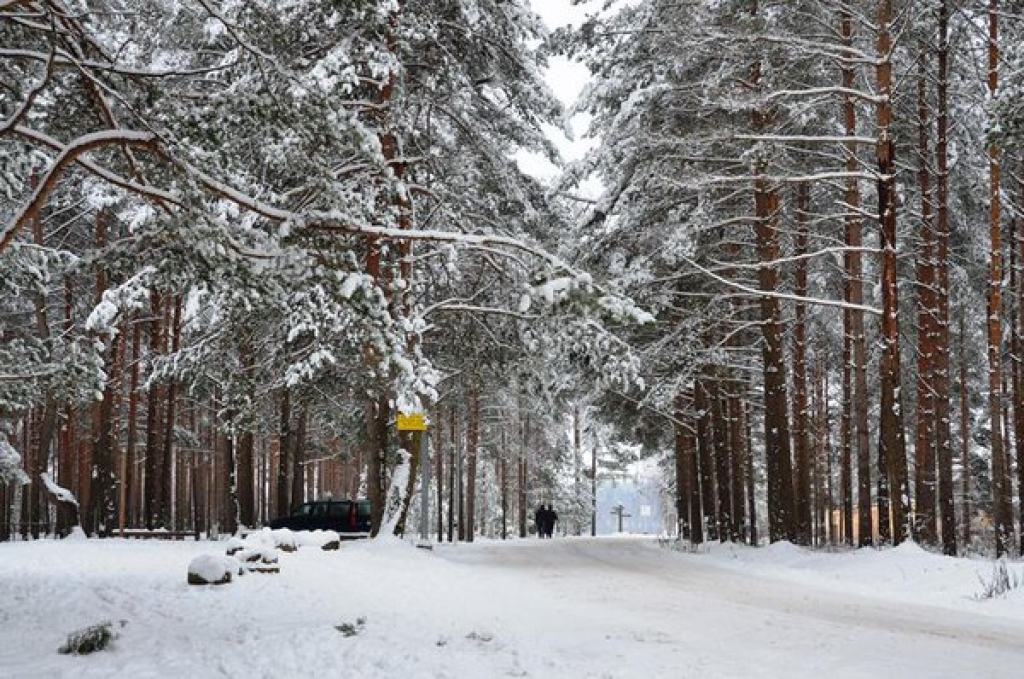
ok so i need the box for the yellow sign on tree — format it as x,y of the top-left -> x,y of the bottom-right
396,413 -> 428,431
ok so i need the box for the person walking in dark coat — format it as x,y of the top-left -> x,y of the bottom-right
534,504 -> 546,538
544,504 -> 558,538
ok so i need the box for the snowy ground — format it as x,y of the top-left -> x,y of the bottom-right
1,534 -> 1023,678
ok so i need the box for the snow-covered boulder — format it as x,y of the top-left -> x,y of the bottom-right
224,537 -> 246,556
269,528 -> 297,552
188,554 -> 243,585
295,530 -> 341,551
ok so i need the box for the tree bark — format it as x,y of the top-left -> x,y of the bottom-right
934,0 -> 957,556
710,379 -> 732,542
792,182 -> 812,546
958,311 -> 972,548
465,383 -> 479,542
277,389 -> 292,517
435,404 -> 445,540
914,53 -> 938,547
840,2 -> 873,548
695,378 -> 716,541
687,390 -> 705,545
986,0 -> 1014,557
1016,180 -> 1024,557
160,296 -> 181,529
875,0 -> 910,545
143,291 -> 165,529
291,406 -> 307,511
755,178 -> 796,543
729,392 -> 746,543
674,394 -> 692,540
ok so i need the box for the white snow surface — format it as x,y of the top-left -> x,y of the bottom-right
1,535 -> 1023,678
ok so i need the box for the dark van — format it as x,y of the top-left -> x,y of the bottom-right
268,499 -> 371,538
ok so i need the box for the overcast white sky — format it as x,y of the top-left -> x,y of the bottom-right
518,0 -> 600,179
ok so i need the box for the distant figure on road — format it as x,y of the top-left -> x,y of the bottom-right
534,504 -> 546,538
543,504 -> 558,538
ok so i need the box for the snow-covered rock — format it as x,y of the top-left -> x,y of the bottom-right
187,554 -> 243,585
224,537 -> 246,556
295,530 -> 341,550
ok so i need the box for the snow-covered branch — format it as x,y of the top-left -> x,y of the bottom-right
1,129 -> 160,253
677,253 -> 882,316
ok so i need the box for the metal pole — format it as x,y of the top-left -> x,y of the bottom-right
419,430 -> 430,541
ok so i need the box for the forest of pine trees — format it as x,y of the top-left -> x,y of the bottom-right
3,0 -> 1024,559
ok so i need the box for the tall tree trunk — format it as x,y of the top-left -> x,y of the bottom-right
278,389 -> 292,517
435,404 -> 445,540
875,0 -> 910,545
365,394 -> 389,536
751,0 -> 795,544
143,292 -> 165,529
574,404 -> 584,536
449,405 -> 458,542
92,209 -> 123,536
1016,179 -> 1024,557
840,2 -> 874,548
518,437 -> 527,539
688,390 -> 705,545
729,392 -> 746,542
816,351 -> 834,545
710,379 -> 732,542
161,296 -> 181,529
465,383 -> 479,542
500,427 -> 508,540
755,179 -> 796,543
695,378 -> 716,540
932,0 -> 957,556
122,320 -> 141,530
27,182 -> 58,537
959,311 -> 972,548
90,329 -> 122,535
986,0 -> 1014,557
744,398 -> 758,546
236,431 -> 255,528
674,394 -> 692,541
840,324 -> 854,545
914,53 -> 938,547
291,406 -> 307,511
792,182 -> 812,546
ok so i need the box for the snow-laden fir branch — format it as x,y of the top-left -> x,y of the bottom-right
734,134 -> 879,146
1,129 -> 160,252
0,48 -> 238,78
677,252 -> 882,316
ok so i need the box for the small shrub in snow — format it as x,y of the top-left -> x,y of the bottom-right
334,617 -> 366,637
58,621 -> 124,655
974,561 -> 1023,601
188,554 -> 243,585
466,630 -> 494,643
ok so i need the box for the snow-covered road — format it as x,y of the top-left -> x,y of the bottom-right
1,535 -> 1022,678
438,538 -> 1024,677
